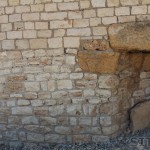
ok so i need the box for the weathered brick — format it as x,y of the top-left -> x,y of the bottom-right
7,31 -> 22,39
35,22 -> 48,29
50,20 -> 72,29
67,28 -> 91,36
1,23 -> 12,32
16,40 -> 29,49
12,107 -> 32,115
30,39 -> 47,49
23,30 -> 37,38
97,8 -> 114,17
2,40 -> 15,50
41,12 -> 67,20
31,4 -> 44,12
91,0 -> 106,8
0,15 -> 8,23
80,0 -> 90,9
48,38 -> 62,48
45,3 -> 57,12
131,6 -> 147,15
0,33 -> 6,41
107,0 -> 119,7
115,7 -> 130,16
73,19 -> 89,28
68,11 -> 82,19
102,16 -> 117,25
25,82 -> 40,92
120,0 -> 139,6
22,13 -> 40,21
21,0 -> 34,5
9,0 -> 19,6
0,0 -> 7,6
64,37 -> 80,48
84,10 -> 96,18
93,27 -> 107,35
15,6 -> 30,13
57,80 -> 73,90
58,2 -> 79,10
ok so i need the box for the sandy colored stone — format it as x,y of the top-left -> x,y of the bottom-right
81,39 -> 111,51
130,100 -> 150,132
108,22 -> 150,52
7,75 -> 27,81
143,54 -> 150,71
6,82 -> 23,92
77,51 -> 119,74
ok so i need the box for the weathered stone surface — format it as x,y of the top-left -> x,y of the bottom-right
143,54 -> 150,71
12,107 -> 32,115
108,22 -> 150,52
6,82 -> 23,92
130,100 -> 150,132
81,39 -> 111,51
78,51 -> 119,74
98,75 -> 119,89
7,74 -> 27,81
45,134 -> 65,143
27,133 -> 44,142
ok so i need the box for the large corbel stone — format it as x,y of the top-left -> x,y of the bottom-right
77,51 -> 120,74
108,22 -> 150,52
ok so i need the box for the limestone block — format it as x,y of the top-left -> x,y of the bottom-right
9,0 -> 19,6
30,39 -> 47,49
40,117 -> 57,125
27,133 -> 44,142
78,51 -> 119,74
91,0 -> 106,8
6,82 -> 23,92
7,75 -> 26,81
55,126 -> 71,134
12,107 -> 32,115
58,2 -> 79,10
120,0 -> 139,6
45,134 -> 65,143
22,116 -> 39,124
130,100 -> 150,132
25,82 -> 40,92
108,22 -> 150,52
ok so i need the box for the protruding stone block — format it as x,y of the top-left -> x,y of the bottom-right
77,51 -> 119,74
108,22 -> 150,52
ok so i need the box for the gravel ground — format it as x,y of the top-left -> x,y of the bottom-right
0,128 -> 150,150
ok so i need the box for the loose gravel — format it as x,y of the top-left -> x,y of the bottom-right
0,128 -> 150,150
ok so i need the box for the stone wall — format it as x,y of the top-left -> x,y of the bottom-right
0,0 -> 150,144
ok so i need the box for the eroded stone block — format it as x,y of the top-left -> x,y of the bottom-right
108,22 -> 150,52
78,51 -> 119,74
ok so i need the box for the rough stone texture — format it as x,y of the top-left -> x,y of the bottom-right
81,39 -> 111,51
143,54 -> 150,71
108,22 -> 150,52
130,100 -> 150,132
0,0 -> 150,144
78,51 -> 119,74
